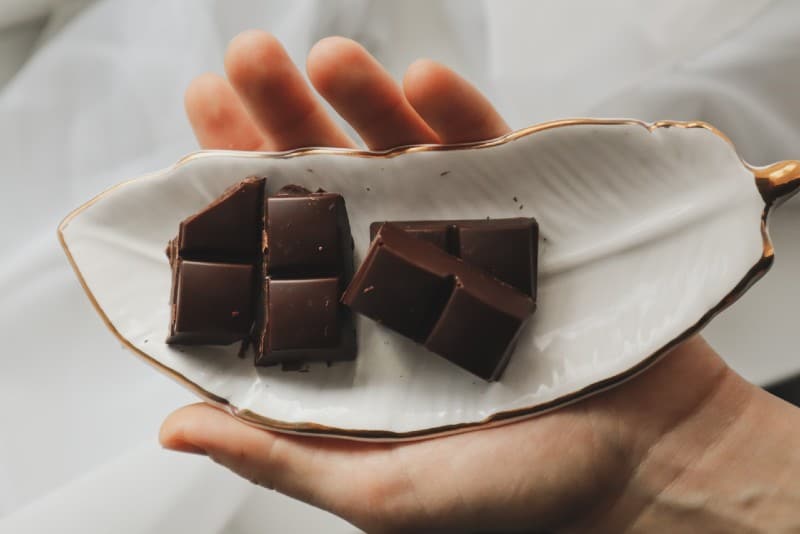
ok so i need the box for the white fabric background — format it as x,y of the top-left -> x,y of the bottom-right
0,1 -> 798,531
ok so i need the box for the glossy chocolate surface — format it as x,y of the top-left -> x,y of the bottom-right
169,260 -> 256,345
259,277 -> 356,364
344,224 -> 534,380
255,186 -> 356,365
266,192 -> 349,277
167,180 -> 356,365
370,218 -> 538,297
167,178 -> 264,345
178,177 -> 264,261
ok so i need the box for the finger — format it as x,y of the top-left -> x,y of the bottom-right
403,59 -> 510,143
184,72 -> 266,150
224,30 -> 354,150
160,404 -> 325,503
159,403 -> 384,513
307,36 -> 440,150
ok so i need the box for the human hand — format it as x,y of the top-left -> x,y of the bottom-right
160,31 -> 797,533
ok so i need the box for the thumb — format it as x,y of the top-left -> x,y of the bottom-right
159,403 -> 380,516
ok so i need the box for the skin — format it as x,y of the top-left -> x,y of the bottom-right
161,30 -> 800,533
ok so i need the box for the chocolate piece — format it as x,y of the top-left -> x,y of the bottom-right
369,218 -> 538,297
167,177 -> 265,346
167,178 -> 356,365
343,224 -> 534,381
177,177 -> 265,261
424,280 -> 530,381
256,187 -> 356,365
339,241 -> 454,342
266,190 -> 352,278
168,260 -> 256,345
256,277 -> 356,365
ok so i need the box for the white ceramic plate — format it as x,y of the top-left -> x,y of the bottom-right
59,119 -> 800,440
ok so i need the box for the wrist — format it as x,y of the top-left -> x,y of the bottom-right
590,337 -> 800,532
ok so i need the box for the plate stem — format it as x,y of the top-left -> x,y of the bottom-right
754,160 -> 800,207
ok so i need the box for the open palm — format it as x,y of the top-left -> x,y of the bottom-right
160,31 -> 750,533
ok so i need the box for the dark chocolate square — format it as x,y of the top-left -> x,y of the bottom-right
268,277 -> 340,349
178,177 -> 264,261
424,282 -> 527,381
168,260 -> 255,345
266,194 -> 344,277
457,221 -> 538,297
256,277 -> 355,365
343,241 -> 454,342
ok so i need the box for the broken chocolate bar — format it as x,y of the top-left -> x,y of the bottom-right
167,177 -> 264,345
342,224 -> 534,381
167,180 -> 356,366
369,218 -> 538,297
255,186 -> 356,366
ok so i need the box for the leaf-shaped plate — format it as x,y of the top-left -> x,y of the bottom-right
59,119 -> 800,440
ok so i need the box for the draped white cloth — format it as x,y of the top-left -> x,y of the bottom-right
1,1 -> 798,531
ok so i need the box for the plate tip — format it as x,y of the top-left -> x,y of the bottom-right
56,214 -> 71,250
753,160 -> 800,206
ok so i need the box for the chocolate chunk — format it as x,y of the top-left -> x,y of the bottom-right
256,277 -> 355,365
369,218 -> 538,297
339,240 -> 454,342
456,220 -> 538,297
343,224 -> 534,381
257,187 -> 356,365
425,280 -> 530,381
167,178 -> 356,366
167,260 -> 256,345
266,192 -> 351,278
177,177 -> 265,261
167,177 -> 264,346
